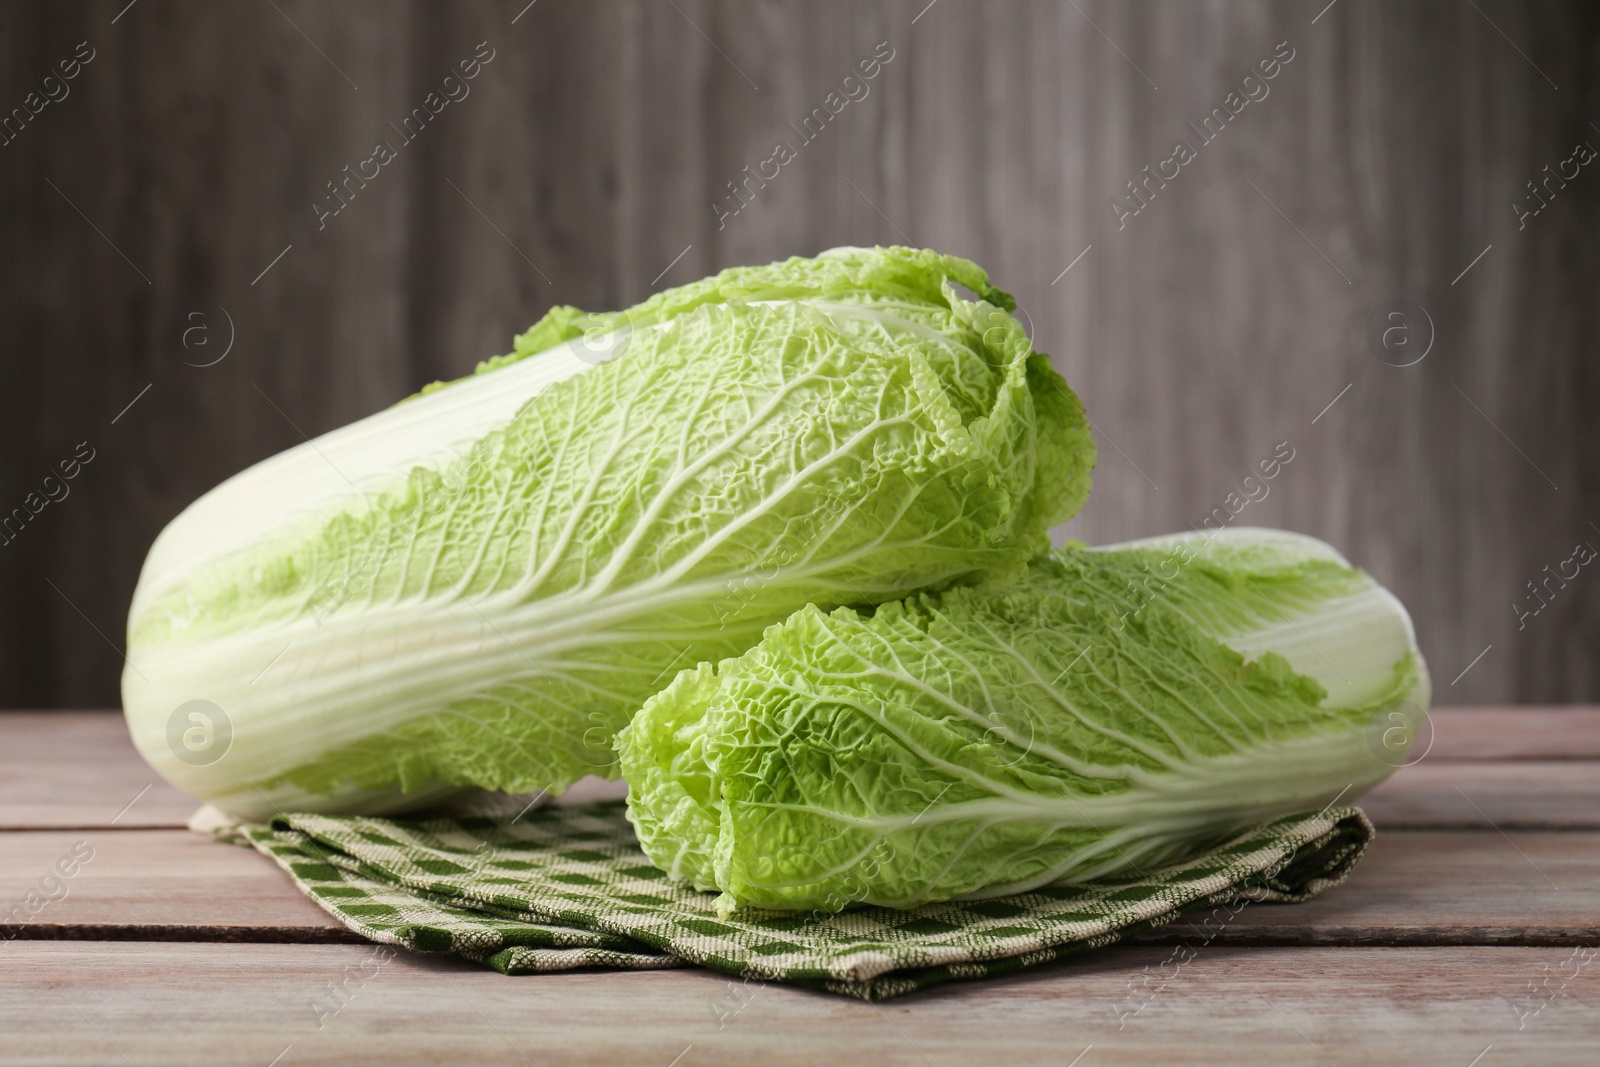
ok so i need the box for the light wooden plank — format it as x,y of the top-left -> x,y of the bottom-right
2,941 -> 1594,1066
0,712 -> 196,829
1173,829 -> 1596,944
1426,706 -> 1600,760
0,829 -> 345,939
4,828 -> 1595,946
1362,761 -> 1600,829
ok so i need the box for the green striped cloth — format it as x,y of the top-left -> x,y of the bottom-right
236,801 -> 1372,1000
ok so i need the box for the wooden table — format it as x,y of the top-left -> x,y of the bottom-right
3,708 -> 1597,1065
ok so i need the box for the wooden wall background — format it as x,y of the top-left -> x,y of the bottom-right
1,0 -> 1596,708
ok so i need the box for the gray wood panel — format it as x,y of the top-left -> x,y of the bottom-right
6,942 -> 1597,1066
7,826 -> 1597,945
1,0 -> 1595,708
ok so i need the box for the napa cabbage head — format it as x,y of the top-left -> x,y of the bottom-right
122,247 -> 1094,818
617,527 -> 1430,915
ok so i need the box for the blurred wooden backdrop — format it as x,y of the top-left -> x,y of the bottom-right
1,0 -> 1596,708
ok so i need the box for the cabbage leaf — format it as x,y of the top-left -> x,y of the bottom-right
123,247 -> 1093,817
617,527 -> 1429,914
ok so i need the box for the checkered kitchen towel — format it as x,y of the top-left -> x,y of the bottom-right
236,801 -> 1372,1000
